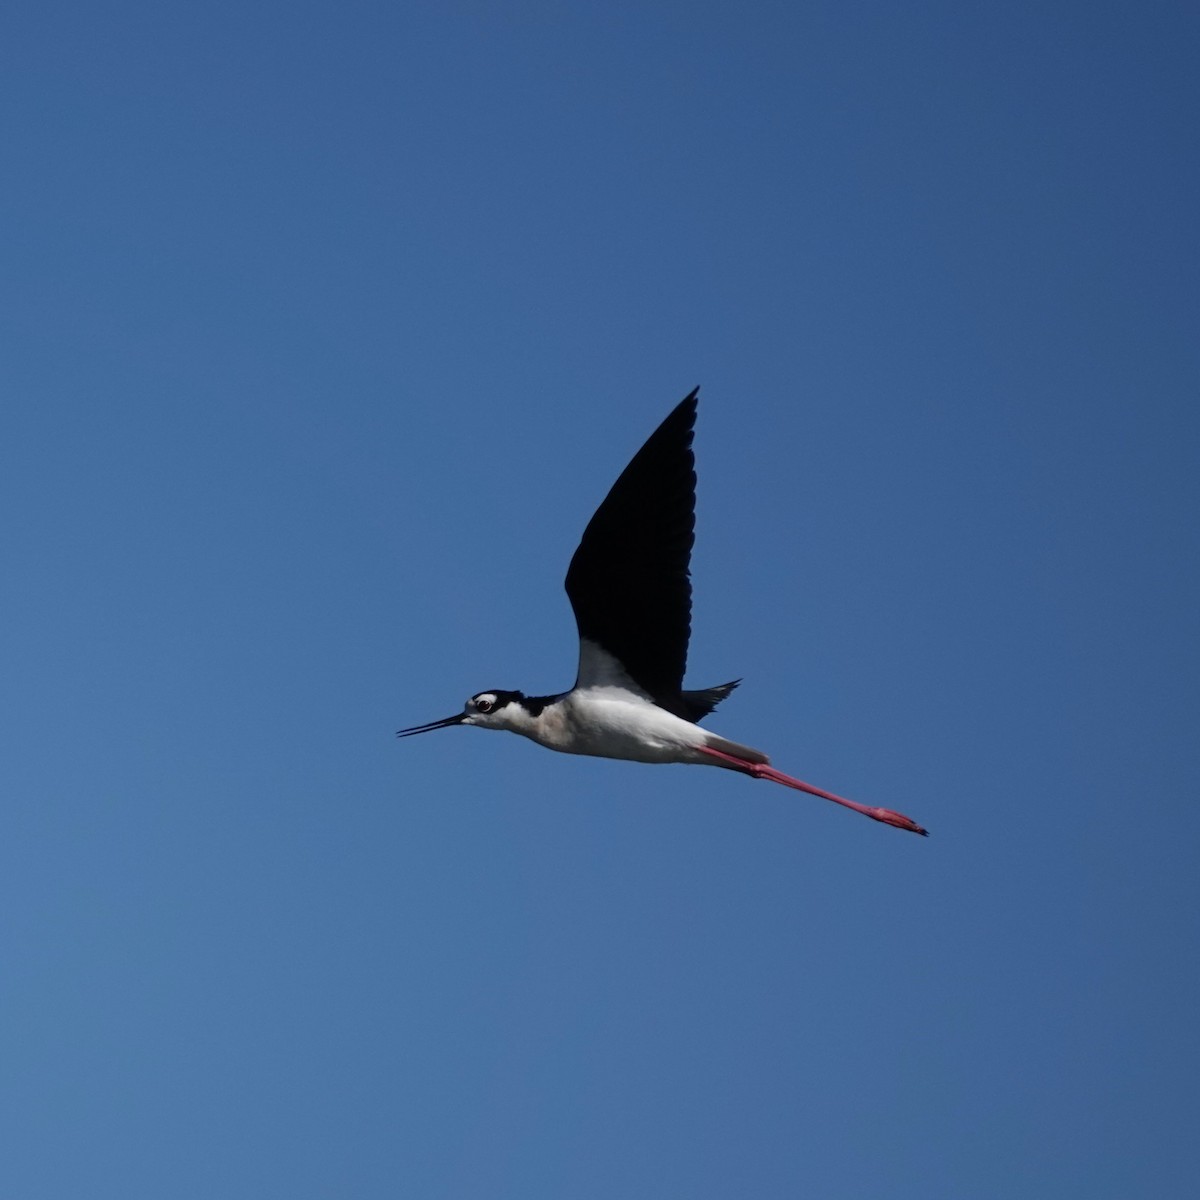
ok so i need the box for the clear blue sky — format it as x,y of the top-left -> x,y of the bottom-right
3,2 -> 1198,1196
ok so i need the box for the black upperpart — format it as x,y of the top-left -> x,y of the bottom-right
476,689 -> 557,718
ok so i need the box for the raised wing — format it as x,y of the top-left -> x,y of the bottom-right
565,389 -> 698,706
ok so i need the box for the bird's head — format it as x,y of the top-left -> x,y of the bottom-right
396,690 -> 529,738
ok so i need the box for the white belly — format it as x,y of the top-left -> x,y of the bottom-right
532,690 -> 707,764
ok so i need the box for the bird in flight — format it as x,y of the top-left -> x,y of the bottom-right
398,389 -> 928,836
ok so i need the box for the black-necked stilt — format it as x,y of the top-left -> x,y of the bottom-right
398,389 -> 928,836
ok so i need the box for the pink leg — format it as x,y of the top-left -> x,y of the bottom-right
697,746 -> 928,836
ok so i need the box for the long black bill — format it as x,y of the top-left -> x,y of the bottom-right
395,712 -> 467,738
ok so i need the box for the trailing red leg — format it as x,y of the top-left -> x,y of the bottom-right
696,745 -> 928,836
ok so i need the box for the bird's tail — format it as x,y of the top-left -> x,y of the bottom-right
681,679 -> 741,722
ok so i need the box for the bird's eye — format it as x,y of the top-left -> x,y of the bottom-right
475,697 -> 494,713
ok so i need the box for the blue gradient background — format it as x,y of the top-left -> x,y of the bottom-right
3,3 -> 1198,1196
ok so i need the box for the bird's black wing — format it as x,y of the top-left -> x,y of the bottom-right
565,389 -> 698,708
